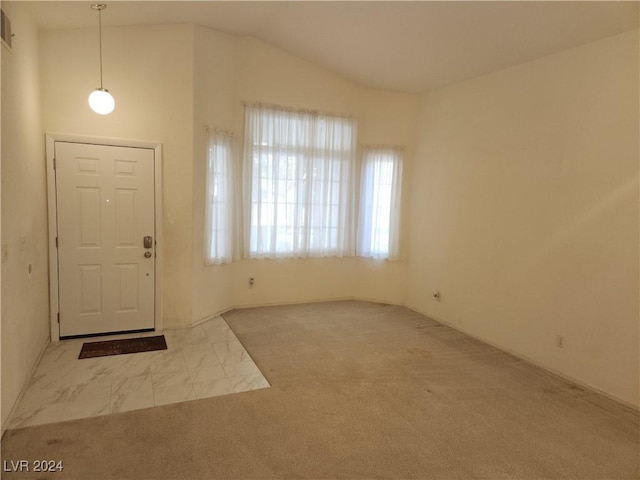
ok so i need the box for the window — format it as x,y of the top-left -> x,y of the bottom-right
243,104 -> 357,258
357,146 -> 403,259
204,130 -> 235,265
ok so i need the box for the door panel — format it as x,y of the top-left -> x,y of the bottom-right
117,263 -> 139,311
56,142 -> 155,337
115,189 -> 136,245
79,265 -> 102,313
77,188 -> 100,245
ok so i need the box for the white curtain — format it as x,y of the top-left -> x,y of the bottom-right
357,146 -> 404,260
243,104 -> 357,258
204,130 -> 235,265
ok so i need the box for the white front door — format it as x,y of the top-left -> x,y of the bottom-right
55,142 -> 156,337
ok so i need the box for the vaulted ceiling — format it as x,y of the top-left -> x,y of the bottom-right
21,1 -> 640,93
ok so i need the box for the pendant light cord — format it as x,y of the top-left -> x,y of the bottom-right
88,4 -> 114,114
98,7 -> 103,89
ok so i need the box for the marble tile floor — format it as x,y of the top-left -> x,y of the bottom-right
8,316 -> 270,429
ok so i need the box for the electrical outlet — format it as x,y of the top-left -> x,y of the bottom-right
556,335 -> 565,348
249,277 -> 255,287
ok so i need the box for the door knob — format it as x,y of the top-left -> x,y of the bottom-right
144,251 -> 152,258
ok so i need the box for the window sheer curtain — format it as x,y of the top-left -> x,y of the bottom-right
204,130 -> 235,265
357,146 -> 404,260
243,104 -> 357,258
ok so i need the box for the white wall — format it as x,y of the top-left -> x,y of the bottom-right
188,31 -> 417,318
353,88 -> 418,304
231,37 -> 362,308
191,26 -> 237,322
1,3 -> 49,427
6,12 -> 638,415
231,37 -> 417,310
407,30 -> 639,407
39,24 -> 195,327
39,24 -> 418,328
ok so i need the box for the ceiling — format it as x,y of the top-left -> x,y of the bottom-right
20,1 -> 640,93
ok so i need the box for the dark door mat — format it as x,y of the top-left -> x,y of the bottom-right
79,335 -> 167,359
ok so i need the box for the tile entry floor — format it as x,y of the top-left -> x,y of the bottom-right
8,316 -> 270,429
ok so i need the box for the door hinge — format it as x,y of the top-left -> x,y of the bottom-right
53,157 -> 56,170
57,312 -> 60,324
55,237 -> 59,248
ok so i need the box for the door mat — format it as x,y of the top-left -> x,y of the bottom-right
79,335 -> 167,359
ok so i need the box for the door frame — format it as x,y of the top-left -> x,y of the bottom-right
46,133 -> 164,342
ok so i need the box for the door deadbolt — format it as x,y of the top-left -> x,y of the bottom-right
143,236 -> 153,249
144,251 -> 152,258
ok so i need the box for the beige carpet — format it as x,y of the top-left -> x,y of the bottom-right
1,301 -> 638,479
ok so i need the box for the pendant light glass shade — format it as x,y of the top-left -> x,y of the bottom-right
88,88 -> 115,115
89,4 -> 114,115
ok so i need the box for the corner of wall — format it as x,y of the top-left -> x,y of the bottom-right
405,31 -> 639,407
1,1 -> 51,427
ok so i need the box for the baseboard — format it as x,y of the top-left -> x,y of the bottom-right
164,298 -> 638,413
405,304 -> 639,413
177,297 -> 406,330
188,306 -> 236,329
164,298 -> 369,334
2,334 -> 51,436
229,296 -> 357,311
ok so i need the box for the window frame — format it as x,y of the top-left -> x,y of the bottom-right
243,104 -> 357,259
204,130 -> 235,265
357,145 -> 404,260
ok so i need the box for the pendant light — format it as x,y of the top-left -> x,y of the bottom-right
88,3 -> 115,115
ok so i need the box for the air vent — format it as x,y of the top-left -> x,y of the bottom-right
1,8 -> 13,52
